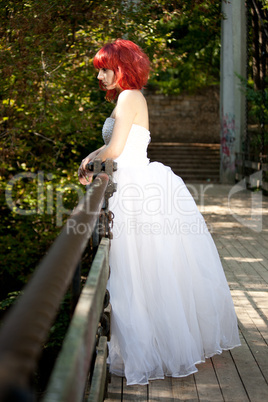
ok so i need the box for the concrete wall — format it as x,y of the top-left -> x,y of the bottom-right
145,86 -> 220,144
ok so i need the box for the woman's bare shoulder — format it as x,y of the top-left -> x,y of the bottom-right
114,89 -> 148,128
117,89 -> 145,103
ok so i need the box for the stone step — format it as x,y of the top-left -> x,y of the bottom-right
147,143 -> 221,183
149,157 -> 220,163
149,151 -> 220,156
149,153 -> 220,159
148,142 -> 220,148
148,144 -> 220,152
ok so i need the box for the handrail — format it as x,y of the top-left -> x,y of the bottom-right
43,237 -> 110,402
0,172 -> 109,401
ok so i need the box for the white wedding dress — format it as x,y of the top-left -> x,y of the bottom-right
103,117 -> 240,386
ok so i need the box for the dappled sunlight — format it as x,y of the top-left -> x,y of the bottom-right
232,288 -> 268,323
193,184 -> 268,236
223,256 -> 264,263
211,221 -> 243,228
196,185 -> 268,340
201,205 -> 229,214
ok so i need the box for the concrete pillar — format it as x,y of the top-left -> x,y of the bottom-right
220,0 -> 247,183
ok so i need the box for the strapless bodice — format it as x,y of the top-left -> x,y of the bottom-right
102,117 -> 151,167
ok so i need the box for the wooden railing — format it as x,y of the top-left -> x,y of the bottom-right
235,153 -> 268,192
0,159 -> 117,402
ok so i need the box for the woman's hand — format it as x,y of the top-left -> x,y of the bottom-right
78,145 -> 106,185
78,171 -> 93,185
78,152 -> 96,185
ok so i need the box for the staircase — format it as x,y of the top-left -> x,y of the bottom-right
147,142 -> 220,183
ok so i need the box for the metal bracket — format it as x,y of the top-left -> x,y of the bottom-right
86,158 -> 117,203
86,159 -> 117,239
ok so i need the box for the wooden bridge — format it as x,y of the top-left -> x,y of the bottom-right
106,184 -> 268,401
0,166 -> 267,401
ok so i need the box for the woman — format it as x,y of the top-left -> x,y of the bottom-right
78,39 -> 240,386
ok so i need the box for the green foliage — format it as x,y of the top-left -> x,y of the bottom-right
238,75 -> 268,154
238,76 -> 268,123
0,170 -> 82,291
0,291 -> 21,312
261,0 -> 268,10
45,292 -> 72,349
147,1 -> 222,94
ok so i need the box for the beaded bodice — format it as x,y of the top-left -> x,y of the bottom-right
102,117 -> 115,145
102,117 -> 151,167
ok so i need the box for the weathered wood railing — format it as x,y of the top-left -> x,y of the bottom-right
235,152 -> 268,192
0,159 -> 116,402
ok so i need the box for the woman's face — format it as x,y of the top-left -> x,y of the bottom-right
97,68 -> 116,90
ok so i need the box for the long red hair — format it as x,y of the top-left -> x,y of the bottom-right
93,39 -> 150,101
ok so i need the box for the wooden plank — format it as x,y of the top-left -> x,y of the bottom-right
213,224 -> 268,396
234,240 -> 268,284
201,184 -> 268,400
194,359 -> 224,401
148,378 -> 173,402
255,230 -> 268,249
237,288 -> 268,339
88,336 -> 108,402
216,233 -> 266,287
234,297 -> 268,381
171,375 -> 199,401
219,237 -> 268,327
217,239 -> 268,362
122,378 -> 148,401
230,331 -> 268,400
224,241 -> 266,287
211,352 -> 249,401
106,375 -> 123,401
43,238 -> 110,402
236,237 -> 268,268
216,241 -> 255,290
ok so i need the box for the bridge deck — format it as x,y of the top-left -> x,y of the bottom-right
105,184 -> 268,401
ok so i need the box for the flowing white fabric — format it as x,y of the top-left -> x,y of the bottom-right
103,117 -> 240,385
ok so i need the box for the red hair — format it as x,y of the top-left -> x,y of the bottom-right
93,39 -> 150,101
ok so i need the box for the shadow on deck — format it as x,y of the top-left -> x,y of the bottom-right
106,184 -> 268,402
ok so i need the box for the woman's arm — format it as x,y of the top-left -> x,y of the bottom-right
78,144 -> 105,184
95,90 -> 139,161
78,90 -> 140,184
85,145 -> 106,162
